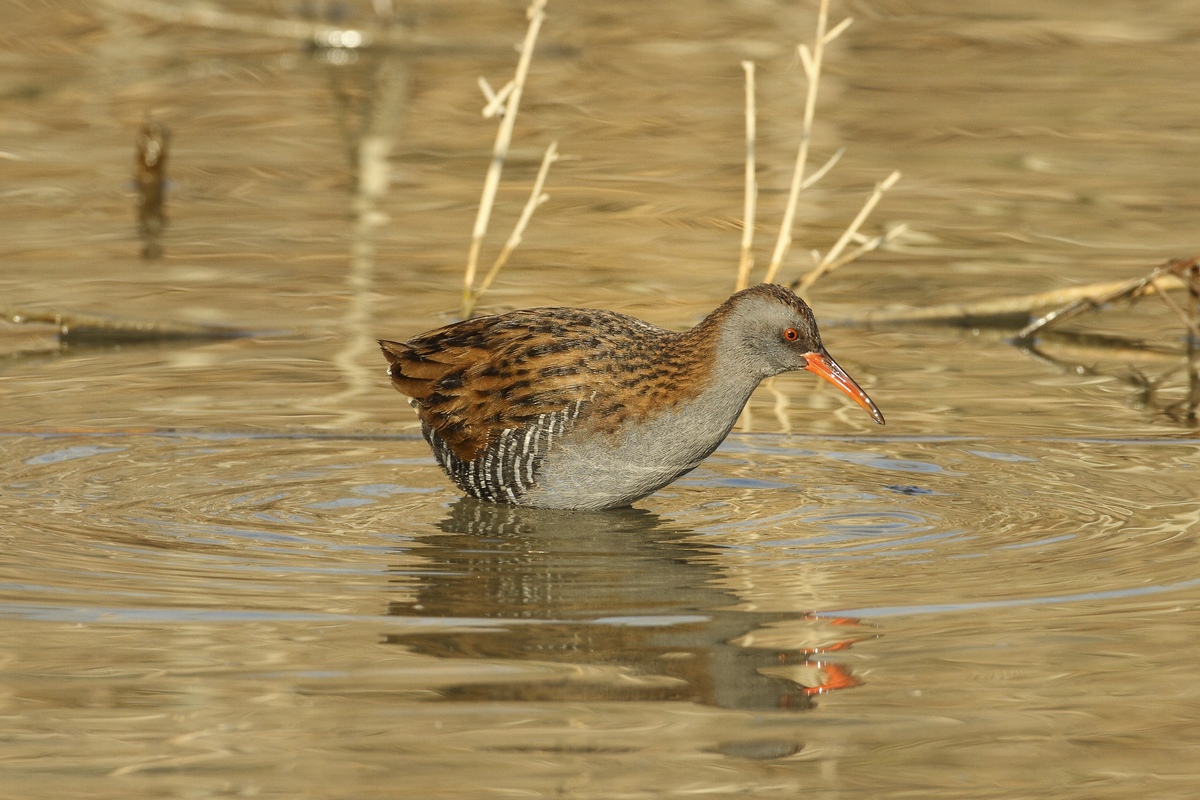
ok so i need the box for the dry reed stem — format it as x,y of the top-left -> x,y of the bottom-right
462,0 -> 548,319
735,61 -> 758,292
794,170 -> 901,293
471,141 -> 559,310
764,0 -> 851,284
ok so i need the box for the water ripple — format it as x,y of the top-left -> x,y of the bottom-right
679,435 -> 1200,618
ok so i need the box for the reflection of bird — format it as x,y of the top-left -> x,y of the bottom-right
379,283 -> 884,510
134,121 -> 170,259
383,498 -> 834,712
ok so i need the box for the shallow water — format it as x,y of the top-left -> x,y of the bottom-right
4,1 -> 1200,798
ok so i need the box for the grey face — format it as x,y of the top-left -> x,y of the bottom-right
722,289 -> 885,425
727,292 -> 825,377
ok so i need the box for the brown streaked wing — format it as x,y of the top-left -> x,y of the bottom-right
379,310 -> 610,462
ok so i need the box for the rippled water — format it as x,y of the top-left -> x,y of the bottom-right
4,429 -> 1198,795
5,1 -> 1200,797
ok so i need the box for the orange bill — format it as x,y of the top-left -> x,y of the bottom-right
803,351 -> 885,425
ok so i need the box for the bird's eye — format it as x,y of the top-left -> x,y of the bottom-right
783,327 -> 800,342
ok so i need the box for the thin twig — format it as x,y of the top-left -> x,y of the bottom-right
799,146 -> 844,191
478,77 -> 515,119
795,170 -> 900,293
791,223 -> 907,292
735,60 -> 758,292
470,141 -> 559,312
764,0 -> 852,284
462,0 -> 548,319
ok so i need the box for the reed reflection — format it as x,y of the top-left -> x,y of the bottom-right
384,498 -> 863,710
134,120 -> 169,259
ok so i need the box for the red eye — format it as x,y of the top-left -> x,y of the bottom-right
783,327 -> 800,342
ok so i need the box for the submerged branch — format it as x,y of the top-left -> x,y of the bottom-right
843,271 -> 1191,329
1,306 -> 253,346
1016,257 -> 1199,340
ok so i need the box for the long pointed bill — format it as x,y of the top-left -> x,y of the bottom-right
803,351 -> 886,425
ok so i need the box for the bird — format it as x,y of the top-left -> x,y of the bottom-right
378,283 -> 884,511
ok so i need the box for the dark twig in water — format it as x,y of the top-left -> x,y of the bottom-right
0,307 -> 253,345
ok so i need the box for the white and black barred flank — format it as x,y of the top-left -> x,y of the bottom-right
423,400 -> 585,504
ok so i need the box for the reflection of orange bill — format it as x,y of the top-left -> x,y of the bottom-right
802,661 -> 860,696
803,351 -> 885,425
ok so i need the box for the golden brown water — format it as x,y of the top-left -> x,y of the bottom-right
3,1 -> 1200,797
